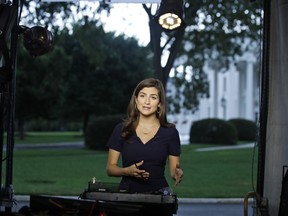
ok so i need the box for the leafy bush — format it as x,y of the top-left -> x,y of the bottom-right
189,118 -> 238,145
228,118 -> 257,141
85,114 -> 124,150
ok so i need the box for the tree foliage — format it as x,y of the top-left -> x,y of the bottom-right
16,0 -> 263,124
16,16 -> 152,133
143,0 -> 263,113
56,19 -> 152,131
21,1 -> 77,26
15,38 -> 71,134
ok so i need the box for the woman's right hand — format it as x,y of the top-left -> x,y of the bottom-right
128,160 -> 149,180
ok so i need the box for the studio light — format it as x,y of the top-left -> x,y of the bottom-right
157,0 -> 184,30
0,0 -> 12,6
19,25 -> 54,57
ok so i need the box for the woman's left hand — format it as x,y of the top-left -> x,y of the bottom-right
174,164 -> 183,186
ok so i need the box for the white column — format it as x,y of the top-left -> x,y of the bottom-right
245,60 -> 254,120
212,69 -> 218,118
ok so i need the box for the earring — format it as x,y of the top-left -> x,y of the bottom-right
157,106 -> 160,114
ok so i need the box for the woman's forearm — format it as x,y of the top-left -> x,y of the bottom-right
106,164 -> 128,177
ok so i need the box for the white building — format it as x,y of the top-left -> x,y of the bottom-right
167,48 -> 260,144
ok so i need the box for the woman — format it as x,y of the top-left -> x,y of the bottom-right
106,78 -> 183,194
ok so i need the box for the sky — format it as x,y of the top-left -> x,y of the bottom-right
39,1 -> 158,46
99,3 -> 156,46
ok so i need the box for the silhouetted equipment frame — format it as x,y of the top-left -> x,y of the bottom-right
0,0 -> 19,213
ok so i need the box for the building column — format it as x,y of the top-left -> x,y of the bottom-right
245,60 -> 255,120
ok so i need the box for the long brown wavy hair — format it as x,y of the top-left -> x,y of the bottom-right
121,78 -> 174,140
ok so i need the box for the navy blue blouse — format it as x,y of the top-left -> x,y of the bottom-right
107,123 -> 181,193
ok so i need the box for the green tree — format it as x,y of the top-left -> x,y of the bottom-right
143,0 -> 263,112
15,16 -> 152,134
16,39 -> 72,138
21,1 -> 75,26
54,19 -> 153,133
19,0 -> 263,115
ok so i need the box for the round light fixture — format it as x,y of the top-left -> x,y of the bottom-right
22,26 -> 54,57
158,12 -> 182,30
157,0 -> 184,31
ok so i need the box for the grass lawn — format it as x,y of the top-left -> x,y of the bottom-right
10,141 -> 258,198
13,131 -> 84,144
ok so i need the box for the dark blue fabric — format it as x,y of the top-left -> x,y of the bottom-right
107,123 -> 181,193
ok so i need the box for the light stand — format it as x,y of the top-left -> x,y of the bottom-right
0,1 -> 18,212
0,1 -> 54,213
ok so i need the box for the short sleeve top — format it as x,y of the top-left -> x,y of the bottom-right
107,122 -> 181,193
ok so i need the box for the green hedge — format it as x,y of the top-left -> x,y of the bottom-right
228,118 -> 257,141
189,118 -> 238,145
85,114 -> 124,150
